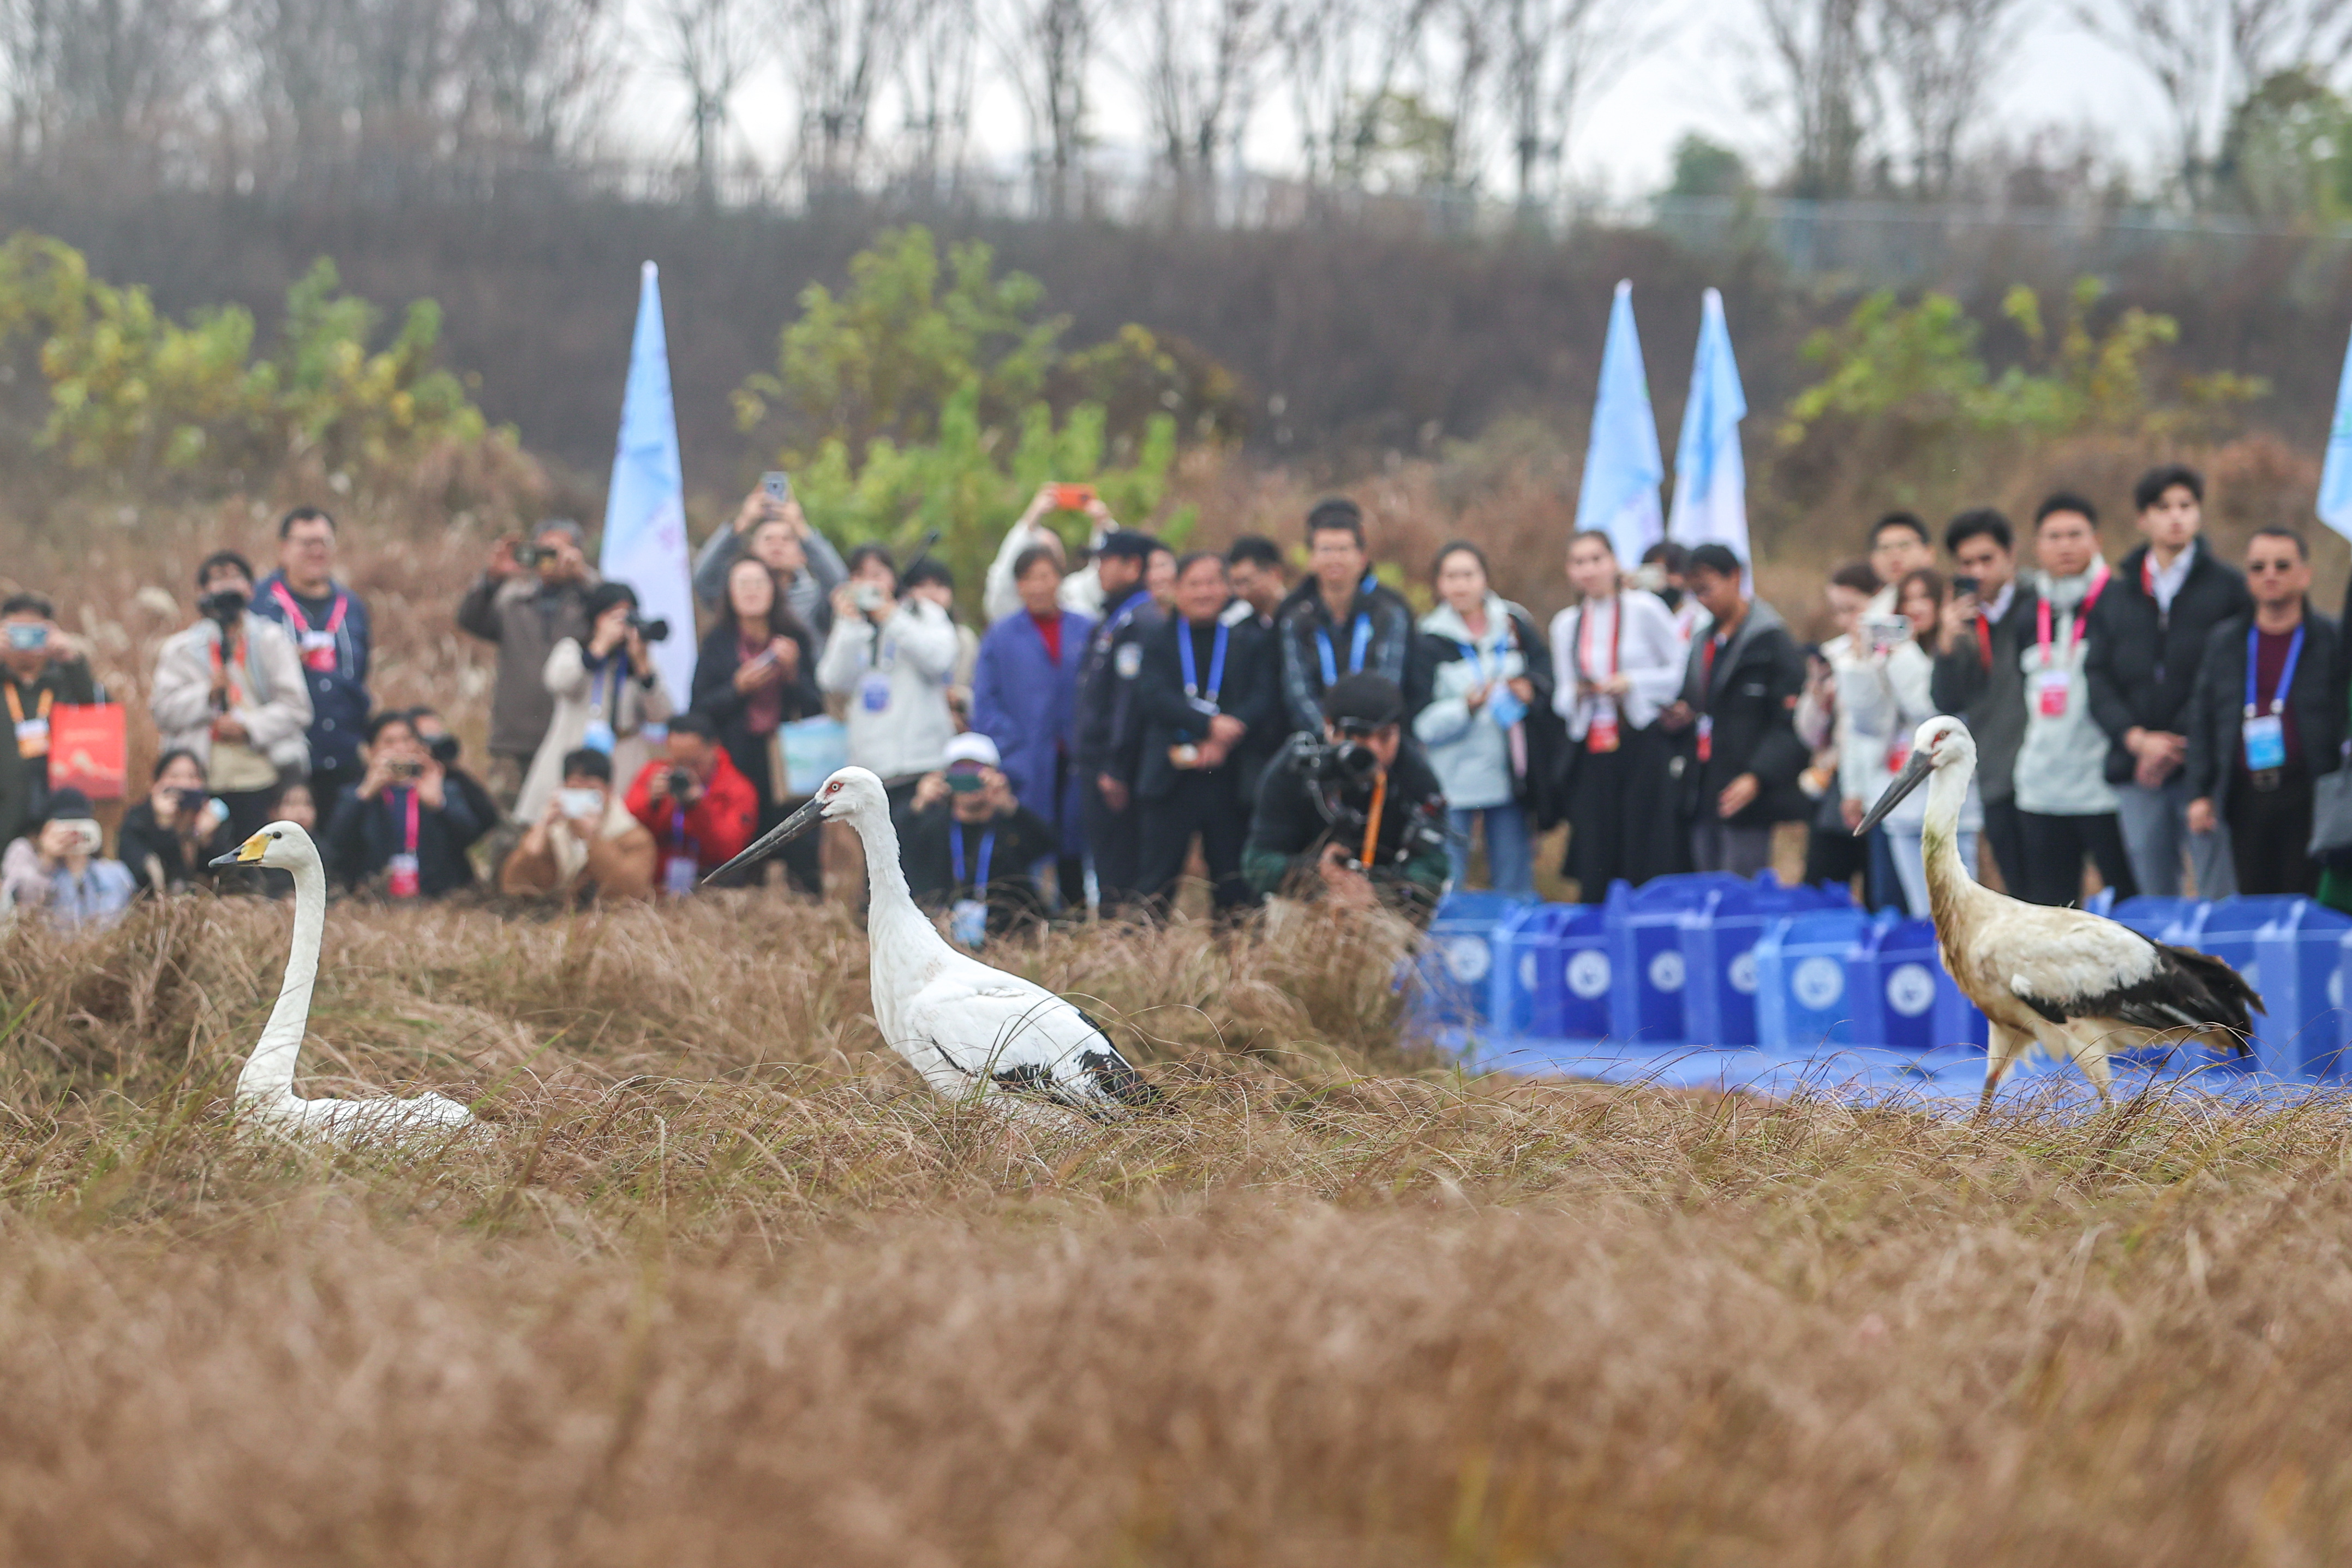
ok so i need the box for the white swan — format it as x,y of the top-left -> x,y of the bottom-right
211,822 -> 478,1143
706,767 -> 1158,1121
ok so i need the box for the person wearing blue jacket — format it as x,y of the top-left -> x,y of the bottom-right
250,506 -> 373,807
970,544 -> 1094,906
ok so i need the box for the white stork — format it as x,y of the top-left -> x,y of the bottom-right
1857,716 -> 2260,1110
706,767 -> 1158,1121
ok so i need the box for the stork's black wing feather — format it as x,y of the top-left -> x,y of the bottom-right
2015,940 -> 2261,1054
1073,1006 -> 1161,1110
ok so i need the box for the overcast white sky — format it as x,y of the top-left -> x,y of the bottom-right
611,0 -> 2187,198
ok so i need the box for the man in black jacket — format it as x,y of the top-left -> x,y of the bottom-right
897,733 -> 1060,943
1074,530 -> 1164,913
1274,498 -> 1423,737
2183,529 -> 2340,897
324,710 -> 487,900
1134,552 -> 1282,916
2086,463 -> 2250,898
1931,508 -> 2031,893
1669,544 -> 1809,877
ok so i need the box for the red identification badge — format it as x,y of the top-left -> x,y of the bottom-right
386,853 -> 421,900
1587,707 -> 1620,753
2034,668 -> 2070,718
1696,715 -> 1713,763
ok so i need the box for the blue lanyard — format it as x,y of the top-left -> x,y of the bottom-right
1315,575 -> 1377,687
2245,621 -> 2306,717
1106,589 -> 1151,635
950,825 -> 996,889
1178,619 -> 1229,707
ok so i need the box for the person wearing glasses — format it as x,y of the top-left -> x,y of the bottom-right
1242,673 -> 1449,924
2184,529 -> 2339,897
250,506 -> 374,809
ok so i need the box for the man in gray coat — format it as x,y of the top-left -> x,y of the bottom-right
456,518 -> 599,811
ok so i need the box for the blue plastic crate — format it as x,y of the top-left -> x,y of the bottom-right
1410,890 -> 1536,1032
1603,873 -> 1747,1045
1489,902 -> 1613,1042
2250,900 -> 2352,1077
1756,908 -> 1872,1051
1678,875 -> 1851,1049
1845,913 -> 1989,1052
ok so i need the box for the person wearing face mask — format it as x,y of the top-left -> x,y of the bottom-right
1547,531 -> 1684,899
519,580 -> 674,829
500,747 -> 659,902
0,590 -> 103,849
692,481 -> 848,637
456,517 -> 600,812
149,551 -> 313,840
1,788 -> 135,927
1635,540 -> 1699,643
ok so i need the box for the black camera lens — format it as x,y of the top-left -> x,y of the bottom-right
174,787 -> 207,812
428,734 -> 460,765
198,589 -> 248,623
512,543 -> 547,568
632,615 -> 671,644
667,769 -> 695,798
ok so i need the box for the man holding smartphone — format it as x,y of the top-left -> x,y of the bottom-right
692,475 -> 848,636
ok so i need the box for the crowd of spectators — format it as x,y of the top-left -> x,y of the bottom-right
4,459 -> 2342,941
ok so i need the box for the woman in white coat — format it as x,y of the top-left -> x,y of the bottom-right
149,551 -> 313,838
1839,566 -> 1979,917
1548,531 -> 1688,900
516,581 -> 673,826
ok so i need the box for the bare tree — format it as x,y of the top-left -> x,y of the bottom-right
1757,0 -> 1873,199
989,0 -> 1097,215
649,0 -> 764,205
895,0 -> 976,194
459,0 -> 616,165
235,0 -> 475,192
1498,0 -> 1649,208
0,0 -> 217,176
779,0 -> 903,195
1124,0 -> 1268,183
1875,0 -> 2021,196
1273,0 -> 1432,184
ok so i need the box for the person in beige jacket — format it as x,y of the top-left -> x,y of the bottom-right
149,551 -> 313,837
499,747 -> 657,901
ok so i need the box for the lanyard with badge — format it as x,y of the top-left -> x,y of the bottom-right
5,684 -> 50,759
1577,600 -> 1620,752
2032,566 -> 2110,718
1179,620 -> 1229,712
948,825 -> 996,948
386,786 -> 422,899
2243,621 -> 2305,791
1696,634 -> 1724,762
664,803 -> 699,896
582,655 -> 626,754
271,581 -> 347,675
1314,573 -> 1377,688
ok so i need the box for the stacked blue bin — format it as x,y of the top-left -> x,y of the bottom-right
1755,907 -> 1872,1050
1603,874 -> 1747,1045
1846,914 -> 1988,1052
1410,890 -> 1536,1033
2189,897 -> 2305,1076
1488,902 -> 1614,1042
2252,900 -> 2352,1077
1679,875 -> 1851,1048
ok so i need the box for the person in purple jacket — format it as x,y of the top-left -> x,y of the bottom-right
969,544 -> 1094,909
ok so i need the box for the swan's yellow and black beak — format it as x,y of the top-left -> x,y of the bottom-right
1855,748 -> 1935,837
210,834 -> 269,869
703,794 -> 827,885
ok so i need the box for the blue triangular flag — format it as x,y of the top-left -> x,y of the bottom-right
1668,288 -> 1750,567
1575,280 -> 1666,566
2320,322 -> 2352,546
601,261 -> 697,711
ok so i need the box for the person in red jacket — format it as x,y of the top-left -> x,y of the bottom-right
624,711 -> 759,894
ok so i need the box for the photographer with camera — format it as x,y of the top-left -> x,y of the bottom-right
1,787 -> 135,927
117,750 -> 236,896
1,591 -> 104,849
501,747 -> 658,903
250,507 -> 372,806
623,711 -> 759,894
816,544 -> 961,806
693,477 -> 849,636
1242,673 -> 1449,923
322,710 -> 487,901
149,551 -> 314,839
899,732 -> 1060,944
456,517 -> 599,811
519,580 -> 674,828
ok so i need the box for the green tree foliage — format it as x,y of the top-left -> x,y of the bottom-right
737,226 -> 1238,600
2216,69 -> 2352,224
0,234 -> 491,484
1780,277 -> 2267,474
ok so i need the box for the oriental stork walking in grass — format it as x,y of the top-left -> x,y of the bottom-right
1858,716 -> 2261,1111
706,767 -> 1158,1122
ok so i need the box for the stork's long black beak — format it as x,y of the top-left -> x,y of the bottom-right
704,794 -> 828,885
1854,749 -> 1934,837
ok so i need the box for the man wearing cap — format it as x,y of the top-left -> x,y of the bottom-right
1243,673 -> 1450,923
897,731 -> 1060,942
1074,530 -> 1166,913
456,518 -> 600,813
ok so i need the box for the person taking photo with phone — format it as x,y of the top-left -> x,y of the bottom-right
692,478 -> 848,637
2,788 -> 135,927
985,481 -> 1123,623
0,591 -> 104,849
117,750 -> 236,895
150,550 -> 314,841
322,710 -> 487,901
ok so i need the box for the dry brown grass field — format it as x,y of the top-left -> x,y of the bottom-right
8,476 -> 2352,1565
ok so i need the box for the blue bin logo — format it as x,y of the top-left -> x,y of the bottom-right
1885,962 -> 1936,1018
1648,950 -> 1685,993
1728,951 -> 1759,994
1568,950 -> 1612,999
1441,936 -> 1492,985
1792,956 -> 1845,1009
